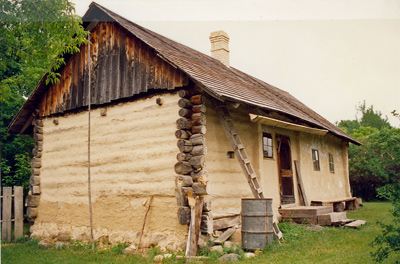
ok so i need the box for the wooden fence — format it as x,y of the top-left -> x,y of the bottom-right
1,186 -> 23,241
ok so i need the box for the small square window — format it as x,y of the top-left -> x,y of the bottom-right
263,133 -> 273,158
312,149 -> 320,171
329,153 -> 335,172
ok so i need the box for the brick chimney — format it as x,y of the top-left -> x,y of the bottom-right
209,30 -> 230,67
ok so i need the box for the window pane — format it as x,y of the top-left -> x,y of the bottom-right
263,133 -> 273,158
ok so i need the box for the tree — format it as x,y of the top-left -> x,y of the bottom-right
337,101 -> 390,135
1,0 -> 87,190
338,103 -> 399,201
370,112 -> 400,263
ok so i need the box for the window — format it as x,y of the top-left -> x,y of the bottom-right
263,133 -> 273,158
312,149 -> 320,171
329,153 -> 335,172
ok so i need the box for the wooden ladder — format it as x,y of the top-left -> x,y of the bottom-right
215,101 -> 264,199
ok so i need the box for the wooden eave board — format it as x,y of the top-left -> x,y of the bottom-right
250,114 -> 328,135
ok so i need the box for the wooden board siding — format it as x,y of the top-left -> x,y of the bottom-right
38,22 -> 186,117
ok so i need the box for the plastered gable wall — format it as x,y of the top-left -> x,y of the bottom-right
32,92 -> 187,247
299,133 -> 351,201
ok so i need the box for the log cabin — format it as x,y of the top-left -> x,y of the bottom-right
7,2 -> 360,251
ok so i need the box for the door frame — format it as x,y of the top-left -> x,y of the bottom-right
276,134 -> 295,205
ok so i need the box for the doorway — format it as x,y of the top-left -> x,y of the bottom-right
276,135 -> 295,204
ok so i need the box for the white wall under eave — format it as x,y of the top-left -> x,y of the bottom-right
298,133 -> 352,202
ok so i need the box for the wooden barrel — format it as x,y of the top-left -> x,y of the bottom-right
241,198 -> 274,250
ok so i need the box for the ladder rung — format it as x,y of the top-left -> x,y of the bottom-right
250,173 -> 257,179
243,159 -> 251,164
257,188 -> 263,194
236,144 -> 244,150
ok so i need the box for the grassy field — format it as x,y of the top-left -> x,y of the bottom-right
1,202 -> 397,263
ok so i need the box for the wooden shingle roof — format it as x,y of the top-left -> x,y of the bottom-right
83,2 -> 358,144
7,2 -> 359,145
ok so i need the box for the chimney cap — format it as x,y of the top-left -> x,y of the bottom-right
209,30 -> 229,39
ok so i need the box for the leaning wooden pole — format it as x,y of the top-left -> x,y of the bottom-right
87,33 -> 95,250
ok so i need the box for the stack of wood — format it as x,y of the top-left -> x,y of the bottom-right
175,88 -> 210,232
26,118 -> 43,220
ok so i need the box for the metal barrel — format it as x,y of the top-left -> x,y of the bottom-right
241,198 -> 273,250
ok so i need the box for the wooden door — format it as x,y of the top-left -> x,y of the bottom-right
277,135 -> 295,204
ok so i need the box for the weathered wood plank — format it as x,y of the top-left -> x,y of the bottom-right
345,220 -> 366,228
213,215 -> 240,231
214,228 -> 236,244
186,196 -> 204,258
14,186 -> 24,239
294,160 -> 308,206
2,187 -> 12,241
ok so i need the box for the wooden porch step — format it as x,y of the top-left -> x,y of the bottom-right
311,197 -> 360,212
279,206 -> 333,218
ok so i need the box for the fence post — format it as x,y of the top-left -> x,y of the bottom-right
2,187 -> 12,241
14,186 -> 24,239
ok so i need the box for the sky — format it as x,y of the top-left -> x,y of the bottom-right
71,0 -> 400,127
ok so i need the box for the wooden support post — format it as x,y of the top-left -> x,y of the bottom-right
185,196 -> 204,258
2,187 -> 12,241
14,186 -> 23,239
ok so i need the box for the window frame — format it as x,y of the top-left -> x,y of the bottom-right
262,133 -> 273,159
329,153 -> 335,173
312,149 -> 320,171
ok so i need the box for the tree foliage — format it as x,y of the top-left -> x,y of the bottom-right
370,111 -> 400,263
1,0 -> 87,190
338,103 -> 399,201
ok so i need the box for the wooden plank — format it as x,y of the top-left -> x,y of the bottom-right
120,32 -> 129,98
112,24 -> 121,101
104,22 -> 112,103
2,187 -> 12,241
214,227 -> 236,244
294,160 -> 308,206
13,186 -> 23,239
345,220 -> 366,228
213,215 -> 240,231
186,196 -> 204,258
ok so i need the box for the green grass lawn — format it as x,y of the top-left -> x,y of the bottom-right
1,202 -> 397,263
